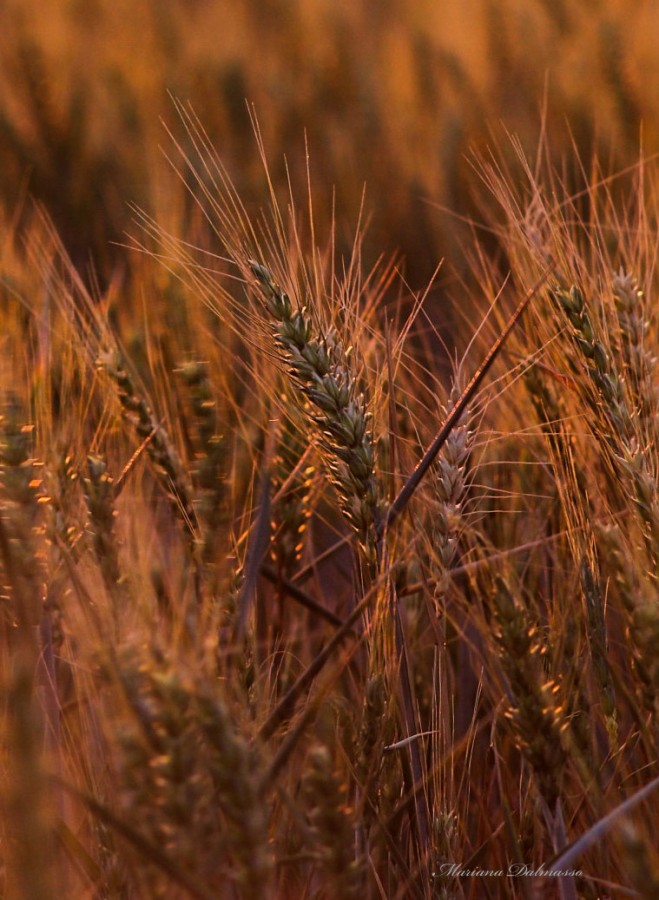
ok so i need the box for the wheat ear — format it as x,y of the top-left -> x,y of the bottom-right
250,261 -> 383,562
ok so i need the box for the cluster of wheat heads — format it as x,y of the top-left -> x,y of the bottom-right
1,120 -> 659,898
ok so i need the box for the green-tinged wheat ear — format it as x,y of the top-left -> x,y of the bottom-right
196,691 -> 272,898
250,261 -> 383,563
42,452 -> 81,693
432,380 -> 472,597
629,600 -> 659,722
83,455 -> 126,612
355,672 -> 395,840
98,350 -> 199,548
581,560 -> 617,738
176,360 -> 230,563
356,673 -> 387,787
552,284 -> 659,558
49,452 -> 81,557
551,284 -> 629,433
491,575 -> 568,808
612,270 -> 658,427
113,653 -> 271,895
114,661 -> 209,874
270,407 -> 314,579
556,593 -> 600,782
303,744 -> 362,899
596,523 -> 659,719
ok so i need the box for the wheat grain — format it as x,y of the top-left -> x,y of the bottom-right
250,261 -> 384,563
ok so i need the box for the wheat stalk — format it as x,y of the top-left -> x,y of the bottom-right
249,261 -> 384,563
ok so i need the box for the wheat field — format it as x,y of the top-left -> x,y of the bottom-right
1,2 -> 659,898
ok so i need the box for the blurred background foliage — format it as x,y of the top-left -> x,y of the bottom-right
1,0 -> 657,299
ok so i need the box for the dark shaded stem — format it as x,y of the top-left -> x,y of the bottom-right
257,588 -> 373,742
260,563 -> 345,628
